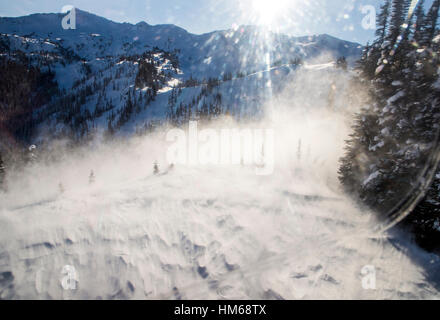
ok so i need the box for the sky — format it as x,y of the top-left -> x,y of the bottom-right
0,0 -> 413,44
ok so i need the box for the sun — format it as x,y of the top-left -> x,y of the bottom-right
250,0 -> 290,25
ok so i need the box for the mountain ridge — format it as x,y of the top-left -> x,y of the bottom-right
0,9 -> 363,145
0,9 -> 362,62
0,9 -> 361,45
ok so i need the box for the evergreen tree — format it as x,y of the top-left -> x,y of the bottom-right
339,0 -> 440,251
375,0 -> 392,45
336,56 -> 348,70
59,182 -> 65,194
89,170 -> 95,184
422,0 -> 440,46
28,145 -> 38,165
357,42 -> 377,80
413,0 -> 426,44
0,152 -> 5,191
387,0 -> 411,46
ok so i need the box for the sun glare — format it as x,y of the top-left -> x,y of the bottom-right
251,0 -> 290,25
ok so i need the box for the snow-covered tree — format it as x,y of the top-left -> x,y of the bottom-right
339,0 -> 440,251
28,145 -> 38,164
336,56 -> 348,70
89,170 -> 95,184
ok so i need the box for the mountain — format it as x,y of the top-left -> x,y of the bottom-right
0,9 -> 362,78
0,9 -> 363,145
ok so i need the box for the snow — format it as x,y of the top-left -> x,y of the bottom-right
304,62 -> 335,70
363,170 -> 380,186
0,82 -> 438,299
369,140 -> 385,152
0,10 -> 363,140
381,127 -> 390,136
0,9 -> 437,300
0,10 -> 362,80
0,140 -> 437,299
387,90 -> 405,104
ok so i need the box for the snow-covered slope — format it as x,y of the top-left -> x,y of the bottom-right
0,9 -> 363,142
0,81 -> 438,299
0,134 -> 439,299
2,11 -> 434,300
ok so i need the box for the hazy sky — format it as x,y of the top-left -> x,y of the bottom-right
0,0 -> 407,44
